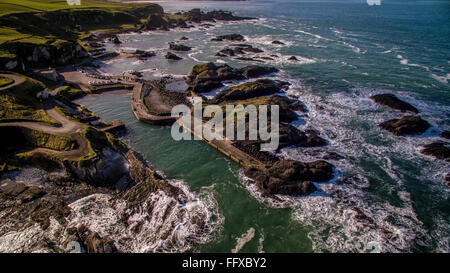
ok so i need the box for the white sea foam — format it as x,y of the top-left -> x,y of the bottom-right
237,72 -> 449,252
430,73 -> 450,84
67,179 -> 223,253
396,54 -> 431,71
232,227 -> 255,253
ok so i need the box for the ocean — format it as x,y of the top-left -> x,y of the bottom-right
76,0 -> 449,252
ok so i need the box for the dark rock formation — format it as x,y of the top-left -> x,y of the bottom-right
279,124 -> 327,149
441,130 -> 450,139
66,226 -> 118,253
272,40 -> 285,45
215,34 -> 245,41
245,166 -> 317,196
135,50 -> 156,60
244,159 -> 333,196
180,36 -> 189,40
180,9 -> 254,23
420,142 -> 450,161
288,56 -> 299,61
213,79 -> 288,103
370,93 -> 419,113
236,57 -> 264,63
165,52 -> 182,60
269,160 -> 333,182
238,65 -> 279,78
233,44 -> 264,53
112,35 -> 122,45
379,115 -> 430,136
185,62 -> 245,93
169,43 -> 192,51
218,48 -> 242,56
0,180 -> 45,204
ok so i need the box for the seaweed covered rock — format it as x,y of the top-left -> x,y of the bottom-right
370,93 -> 419,113
420,142 -> 450,161
379,115 -> 430,136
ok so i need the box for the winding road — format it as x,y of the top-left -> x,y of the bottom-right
0,74 -> 24,91
0,74 -> 90,159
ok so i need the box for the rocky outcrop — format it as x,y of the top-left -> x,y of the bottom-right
214,34 -> 245,42
279,124 -> 327,149
169,43 -> 192,51
112,35 -> 122,45
441,131 -> 450,139
66,226 -> 118,253
1,41 -> 88,69
212,79 -> 288,103
0,179 -> 45,204
185,63 -> 245,93
379,115 -> 430,136
420,142 -> 450,162
244,159 -> 333,196
178,9 -> 253,23
238,65 -> 279,78
370,93 -> 419,113
165,52 -> 182,60
186,63 -> 282,94
217,44 -> 263,57
288,56 -> 299,61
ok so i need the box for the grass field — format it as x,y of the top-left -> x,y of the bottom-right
0,75 -> 13,87
0,0 -> 160,46
0,0 -> 147,16
0,73 -> 59,125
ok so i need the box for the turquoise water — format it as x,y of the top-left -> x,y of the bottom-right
77,0 -> 449,252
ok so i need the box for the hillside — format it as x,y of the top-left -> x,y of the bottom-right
0,0 -> 163,69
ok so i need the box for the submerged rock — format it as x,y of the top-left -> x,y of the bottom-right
370,93 -> 419,113
272,40 -> 285,45
420,142 -> 450,161
379,115 -> 430,136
